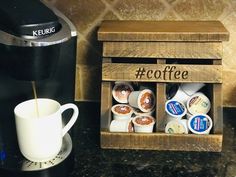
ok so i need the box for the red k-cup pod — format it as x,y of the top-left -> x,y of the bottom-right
111,104 -> 133,120
112,82 -> 134,103
132,115 -> 155,133
128,89 -> 156,113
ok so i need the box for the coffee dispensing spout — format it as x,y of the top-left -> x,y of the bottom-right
0,0 -> 73,81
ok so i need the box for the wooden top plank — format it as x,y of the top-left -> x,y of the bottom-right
98,20 -> 229,42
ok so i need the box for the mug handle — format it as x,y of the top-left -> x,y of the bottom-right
60,103 -> 79,137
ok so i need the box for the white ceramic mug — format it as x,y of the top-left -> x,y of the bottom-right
14,98 -> 79,162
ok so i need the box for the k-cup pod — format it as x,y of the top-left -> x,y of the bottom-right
109,118 -> 134,132
111,104 -> 133,120
132,115 -> 155,133
166,83 -> 179,100
133,107 -> 155,117
128,89 -> 156,113
112,82 -> 134,103
171,83 -> 205,104
165,119 -> 189,134
187,92 -> 211,115
188,114 -> 213,134
165,100 -> 187,123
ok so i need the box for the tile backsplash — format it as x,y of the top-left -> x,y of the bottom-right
46,0 -> 236,106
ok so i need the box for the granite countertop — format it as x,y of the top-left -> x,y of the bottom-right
70,102 -> 236,177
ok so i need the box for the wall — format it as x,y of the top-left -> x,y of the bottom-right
46,0 -> 236,106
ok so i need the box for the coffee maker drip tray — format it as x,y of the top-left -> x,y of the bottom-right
21,133 -> 72,171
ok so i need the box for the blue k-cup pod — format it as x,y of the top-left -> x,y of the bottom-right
165,100 -> 187,122
188,114 -> 213,135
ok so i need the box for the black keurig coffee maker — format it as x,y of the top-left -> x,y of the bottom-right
0,0 -> 77,176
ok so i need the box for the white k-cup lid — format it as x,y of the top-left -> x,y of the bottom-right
187,92 -> 211,115
188,114 -> 213,134
165,100 -> 187,118
165,120 -> 188,134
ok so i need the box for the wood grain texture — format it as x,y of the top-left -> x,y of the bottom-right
101,132 -> 223,152
156,60 -> 166,132
103,42 -> 223,59
99,21 -> 224,152
98,21 -> 229,42
211,60 -> 223,134
102,63 -> 222,83
100,58 -> 113,130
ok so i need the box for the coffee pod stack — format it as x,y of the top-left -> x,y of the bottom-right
128,89 -> 156,133
164,83 -> 213,135
186,92 -> 212,134
164,100 -> 189,134
110,82 -> 134,132
110,82 -> 156,133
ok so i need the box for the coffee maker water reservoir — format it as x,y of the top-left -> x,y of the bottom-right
0,0 -> 77,176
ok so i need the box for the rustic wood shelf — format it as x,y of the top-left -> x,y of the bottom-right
98,20 -> 229,152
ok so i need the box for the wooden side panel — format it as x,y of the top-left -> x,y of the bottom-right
98,21 -> 229,42
100,82 -> 112,130
102,63 -> 222,83
211,60 -> 223,134
101,132 -> 223,152
101,58 -> 112,130
103,42 -> 222,59
156,60 -> 166,132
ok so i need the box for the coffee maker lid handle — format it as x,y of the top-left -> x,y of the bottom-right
0,0 -> 61,39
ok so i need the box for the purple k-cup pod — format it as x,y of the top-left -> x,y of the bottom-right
165,100 -> 187,123
188,114 -> 213,135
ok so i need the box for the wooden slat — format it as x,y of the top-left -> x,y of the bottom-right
102,63 -> 222,83
101,132 -> 223,152
103,42 -> 222,59
211,60 -> 223,134
98,21 -> 229,42
100,58 -> 113,130
156,60 -> 166,132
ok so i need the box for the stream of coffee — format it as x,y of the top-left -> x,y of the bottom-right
31,81 -> 40,118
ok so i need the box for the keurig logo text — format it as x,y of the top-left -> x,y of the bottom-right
32,27 -> 56,37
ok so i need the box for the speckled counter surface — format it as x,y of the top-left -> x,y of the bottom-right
69,102 -> 236,177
